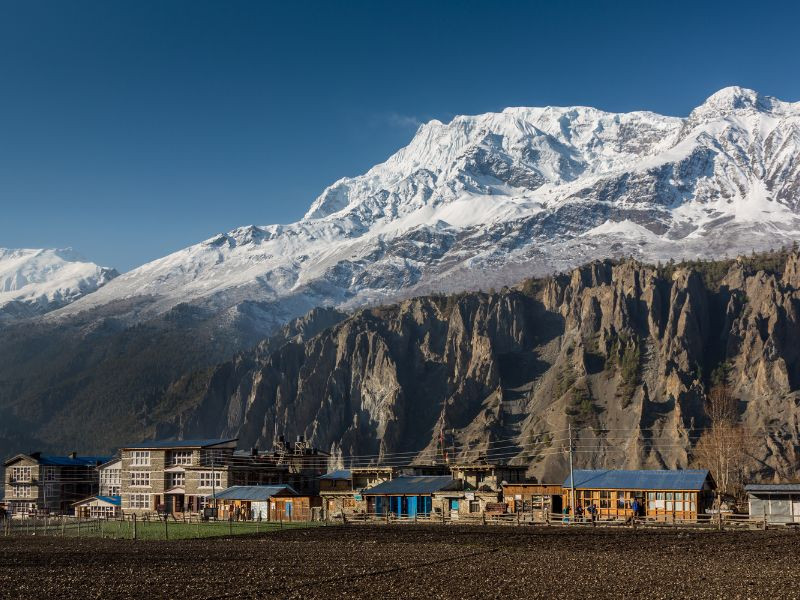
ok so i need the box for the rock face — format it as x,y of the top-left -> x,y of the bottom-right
157,251 -> 800,482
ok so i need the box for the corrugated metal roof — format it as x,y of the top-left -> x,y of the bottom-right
746,484 -> 800,493
320,469 -> 352,480
213,485 -> 298,501
563,469 -> 711,491
363,476 -> 458,495
73,495 -> 121,506
39,455 -> 111,466
97,495 -> 121,506
123,438 -> 237,449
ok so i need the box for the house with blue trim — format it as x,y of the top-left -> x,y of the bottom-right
363,475 -> 464,517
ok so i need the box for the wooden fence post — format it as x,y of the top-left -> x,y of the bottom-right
132,514 -> 137,540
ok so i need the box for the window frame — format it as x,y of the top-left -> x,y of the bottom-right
129,471 -> 151,487
131,451 -> 151,467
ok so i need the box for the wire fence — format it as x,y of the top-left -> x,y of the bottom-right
0,513 -> 323,540
2,509 -> 790,540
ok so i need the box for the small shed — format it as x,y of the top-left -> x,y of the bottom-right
746,484 -> 800,524
563,469 -> 715,520
213,485 -> 311,521
363,476 -> 461,517
72,495 -> 121,519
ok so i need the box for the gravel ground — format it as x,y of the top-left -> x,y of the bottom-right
1,525 -> 798,599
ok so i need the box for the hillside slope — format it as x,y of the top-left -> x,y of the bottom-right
153,249 -> 800,482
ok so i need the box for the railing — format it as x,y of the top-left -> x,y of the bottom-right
323,510 -> 784,530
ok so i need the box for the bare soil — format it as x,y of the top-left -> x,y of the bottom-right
1,525 -> 798,599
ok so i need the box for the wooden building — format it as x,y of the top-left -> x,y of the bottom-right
562,469 -> 715,521
213,485 -> 316,521
72,495 -> 121,519
746,484 -> 800,524
502,483 -> 563,513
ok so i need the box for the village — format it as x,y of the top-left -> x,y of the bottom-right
3,434 -> 799,533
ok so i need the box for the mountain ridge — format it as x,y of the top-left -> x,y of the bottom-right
0,247 -> 118,322
42,86 -> 800,337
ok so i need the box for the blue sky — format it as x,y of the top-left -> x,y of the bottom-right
1,0 -> 798,271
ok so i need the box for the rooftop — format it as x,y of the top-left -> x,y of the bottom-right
4,454 -> 112,467
563,469 -> 712,491
320,469 -> 352,480
122,438 -> 238,450
363,476 -> 459,495
213,485 -> 299,501
745,483 -> 800,493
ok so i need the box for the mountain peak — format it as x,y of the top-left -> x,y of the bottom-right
692,86 -> 787,119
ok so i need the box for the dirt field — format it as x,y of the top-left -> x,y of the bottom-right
1,525 -> 798,599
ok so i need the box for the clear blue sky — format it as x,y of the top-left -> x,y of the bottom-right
1,0 -> 798,271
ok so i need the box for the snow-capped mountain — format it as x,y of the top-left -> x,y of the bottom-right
53,87 -> 800,332
0,248 -> 118,321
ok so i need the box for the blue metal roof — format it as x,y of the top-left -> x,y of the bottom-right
39,455 -> 111,466
213,485 -> 298,501
123,438 -> 237,449
745,484 -> 800,493
363,476 -> 458,495
96,495 -> 121,506
320,469 -> 352,480
563,469 -> 711,491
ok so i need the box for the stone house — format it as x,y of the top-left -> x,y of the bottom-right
3,452 -> 110,516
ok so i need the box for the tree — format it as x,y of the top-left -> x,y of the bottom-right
693,386 -> 754,500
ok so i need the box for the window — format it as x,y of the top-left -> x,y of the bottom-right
130,471 -> 151,487
617,491 -> 626,508
10,502 -> 35,514
129,493 -> 151,509
168,472 -> 185,487
11,485 -> 31,498
199,471 -> 222,489
468,500 -> 480,513
43,467 -> 57,481
10,466 -> 32,482
168,451 -> 193,466
131,451 -> 151,466
100,468 -> 122,496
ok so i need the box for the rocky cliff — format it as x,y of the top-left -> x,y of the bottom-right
156,249 -> 800,482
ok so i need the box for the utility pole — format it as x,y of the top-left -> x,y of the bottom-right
568,423 -> 576,524
211,450 -> 217,520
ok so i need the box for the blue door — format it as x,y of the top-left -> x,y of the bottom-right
420,496 -> 432,516
450,499 -> 459,511
375,497 -> 384,515
407,496 -> 417,517
391,496 -> 402,515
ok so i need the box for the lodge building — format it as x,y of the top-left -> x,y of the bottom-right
562,469 -> 715,520
2,452 -> 110,516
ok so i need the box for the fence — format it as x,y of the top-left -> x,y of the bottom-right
1,511 -> 322,540
326,510 -> 784,531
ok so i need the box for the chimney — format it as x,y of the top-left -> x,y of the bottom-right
69,451 -> 77,460
251,446 -> 258,457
